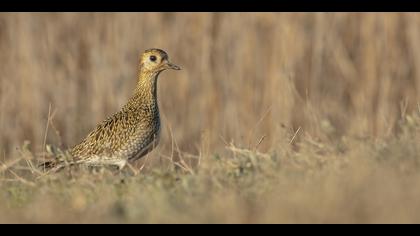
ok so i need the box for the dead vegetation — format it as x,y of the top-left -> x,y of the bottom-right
1,13 -> 420,223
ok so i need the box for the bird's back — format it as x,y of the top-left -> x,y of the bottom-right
70,94 -> 161,164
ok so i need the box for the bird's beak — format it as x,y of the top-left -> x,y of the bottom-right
166,62 -> 181,70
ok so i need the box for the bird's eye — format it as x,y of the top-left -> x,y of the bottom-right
150,55 -> 157,62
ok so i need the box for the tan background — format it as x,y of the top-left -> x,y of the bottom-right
1,13 -> 419,159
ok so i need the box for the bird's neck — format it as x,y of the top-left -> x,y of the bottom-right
136,69 -> 160,98
124,69 -> 161,111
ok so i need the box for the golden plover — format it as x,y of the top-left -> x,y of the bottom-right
41,48 -> 180,171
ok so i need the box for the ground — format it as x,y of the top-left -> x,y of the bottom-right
1,114 -> 420,223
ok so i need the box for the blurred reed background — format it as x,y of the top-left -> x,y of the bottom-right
0,13 -> 420,160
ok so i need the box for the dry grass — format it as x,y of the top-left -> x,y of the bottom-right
1,13 -> 420,223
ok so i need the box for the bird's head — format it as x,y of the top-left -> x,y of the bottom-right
139,48 -> 181,73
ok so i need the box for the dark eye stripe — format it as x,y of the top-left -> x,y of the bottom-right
150,55 -> 157,62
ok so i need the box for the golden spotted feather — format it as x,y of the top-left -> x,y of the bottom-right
41,48 -> 180,171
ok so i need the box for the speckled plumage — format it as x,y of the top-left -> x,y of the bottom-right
41,49 -> 180,171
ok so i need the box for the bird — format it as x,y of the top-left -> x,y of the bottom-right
40,48 -> 181,172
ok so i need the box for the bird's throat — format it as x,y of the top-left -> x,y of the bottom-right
135,70 -> 160,101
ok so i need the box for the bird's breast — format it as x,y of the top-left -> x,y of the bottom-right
119,109 -> 161,160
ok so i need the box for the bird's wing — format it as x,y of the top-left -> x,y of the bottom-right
70,111 -> 135,159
